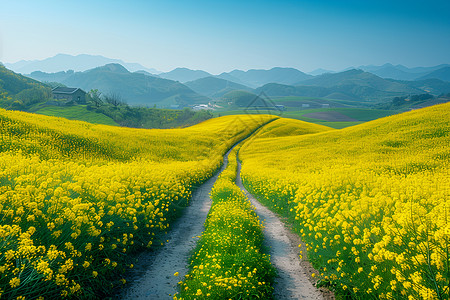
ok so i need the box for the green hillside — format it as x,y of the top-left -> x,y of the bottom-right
0,65 -> 52,110
31,105 -> 118,126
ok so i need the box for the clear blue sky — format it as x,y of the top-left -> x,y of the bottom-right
1,0 -> 449,73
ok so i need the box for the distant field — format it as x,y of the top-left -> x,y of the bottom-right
295,107 -> 400,121
270,96 -> 375,107
315,121 -> 364,129
34,105 -> 119,126
214,107 -> 399,129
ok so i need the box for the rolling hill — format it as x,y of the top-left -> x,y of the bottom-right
0,64 -> 45,95
0,64 -> 53,110
239,102 -> 450,299
184,76 -> 253,98
27,64 -> 209,106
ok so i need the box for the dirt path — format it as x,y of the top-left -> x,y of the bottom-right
119,149 -> 234,299
119,133 -> 334,299
236,161 -> 334,300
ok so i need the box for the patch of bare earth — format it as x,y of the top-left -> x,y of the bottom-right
303,111 -> 358,122
237,161 -> 335,300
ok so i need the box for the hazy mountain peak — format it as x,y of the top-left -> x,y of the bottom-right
223,67 -> 312,88
417,66 -> 450,81
91,63 -> 130,74
158,68 -> 211,83
308,68 -> 335,76
342,68 -> 364,74
25,63 -> 207,106
4,53 -> 160,75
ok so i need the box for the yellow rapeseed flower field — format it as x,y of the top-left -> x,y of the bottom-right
0,109 -> 275,299
239,104 -> 450,299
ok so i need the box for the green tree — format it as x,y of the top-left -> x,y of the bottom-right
87,89 -> 103,107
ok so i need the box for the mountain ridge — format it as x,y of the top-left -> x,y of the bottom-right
158,68 -> 212,83
26,63 -> 208,106
5,54 -> 161,75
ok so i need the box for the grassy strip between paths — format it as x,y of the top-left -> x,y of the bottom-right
174,146 -> 276,299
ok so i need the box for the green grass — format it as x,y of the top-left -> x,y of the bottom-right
34,105 -> 118,126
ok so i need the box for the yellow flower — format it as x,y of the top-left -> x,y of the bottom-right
10,277 -> 20,288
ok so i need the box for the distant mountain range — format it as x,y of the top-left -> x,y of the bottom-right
5,54 -> 449,84
357,63 -> 450,81
220,67 -> 313,88
4,54 -> 161,75
157,67 -> 313,88
416,66 -> 450,81
4,54 -> 447,107
25,64 -> 450,106
256,69 -> 450,102
27,64 -> 208,106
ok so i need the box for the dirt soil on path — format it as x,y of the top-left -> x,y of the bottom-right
119,141 -> 334,299
237,161 -> 335,300
118,152 -> 233,299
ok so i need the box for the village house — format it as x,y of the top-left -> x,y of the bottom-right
51,87 -> 86,104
